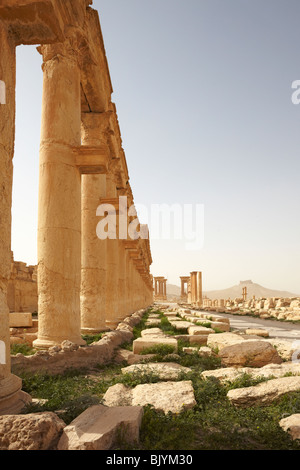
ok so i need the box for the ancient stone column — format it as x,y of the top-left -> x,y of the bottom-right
33,41 -> 85,349
187,279 -> 192,304
180,278 -> 185,298
197,271 -> 203,307
0,22 -> 31,414
190,272 -> 197,304
116,191 -> 128,322
163,279 -> 167,300
80,112 -> 110,333
104,174 -> 119,329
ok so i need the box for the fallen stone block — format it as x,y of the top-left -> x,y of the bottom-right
227,376 -> 300,407
219,340 -> 282,368
266,339 -> 298,361
121,362 -> 191,380
198,346 -> 214,357
141,328 -> 165,338
145,319 -> 161,327
58,405 -> 143,450
279,414 -> 300,441
103,381 -> 196,414
245,328 -> 269,338
210,321 -> 230,332
188,325 -> 214,335
207,332 -> 245,351
202,362 -> 300,384
0,412 -> 65,450
196,313 -> 230,324
169,321 -> 192,330
112,349 -> 156,365
132,337 -> 177,355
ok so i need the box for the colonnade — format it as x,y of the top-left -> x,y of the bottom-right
180,271 -> 203,307
0,0 -> 153,414
154,277 -> 167,301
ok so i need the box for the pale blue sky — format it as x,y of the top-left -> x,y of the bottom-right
12,0 -> 300,293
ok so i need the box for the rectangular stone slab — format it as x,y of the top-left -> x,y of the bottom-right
9,313 -> 32,328
169,321 -> 191,330
133,337 -> 178,354
188,325 -> 214,335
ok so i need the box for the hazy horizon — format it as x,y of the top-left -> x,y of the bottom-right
10,0 -> 300,294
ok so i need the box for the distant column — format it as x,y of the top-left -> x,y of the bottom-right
187,279 -> 192,304
197,272 -> 202,307
180,279 -> 184,297
104,174 -> 120,329
190,272 -> 197,304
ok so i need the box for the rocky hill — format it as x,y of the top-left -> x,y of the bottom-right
166,280 -> 299,300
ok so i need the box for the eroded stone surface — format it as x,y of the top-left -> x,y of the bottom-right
188,325 -> 214,335
0,412 -> 65,450
132,337 -> 178,355
207,332 -> 245,351
227,376 -> 300,407
279,414 -> 300,441
121,362 -> 191,380
202,362 -> 300,383
103,381 -> 196,414
219,340 -> 282,368
245,328 -> 269,338
58,405 -> 143,450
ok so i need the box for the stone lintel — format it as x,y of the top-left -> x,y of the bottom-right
75,145 -> 109,174
0,0 -> 66,46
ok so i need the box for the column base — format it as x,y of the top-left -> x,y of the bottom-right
81,326 -> 110,335
0,375 -> 32,415
33,335 -> 86,350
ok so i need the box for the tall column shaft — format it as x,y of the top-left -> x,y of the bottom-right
0,22 -> 31,413
197,272 -> 202,306
191,272 -> 197,304
81,174 -> 107,332
180,279 -> 184,297
80,113 -> 109,333
105,174 -> 119,329
34,42 -> 84,348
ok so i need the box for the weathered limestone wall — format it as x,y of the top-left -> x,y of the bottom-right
7,254 -> 38,313
11,309 -> 147,376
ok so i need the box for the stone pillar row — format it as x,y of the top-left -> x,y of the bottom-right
33,41 -> 153,348
154,277 -> 167,301
0,30 -> 153,414
180,272 -> 202,307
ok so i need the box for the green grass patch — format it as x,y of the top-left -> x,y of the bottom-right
81,333 -> 104,345
135,374 -> 300,450
140,344 -> 176,356
196,321 -> 212,328
10,343 -> 36,356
